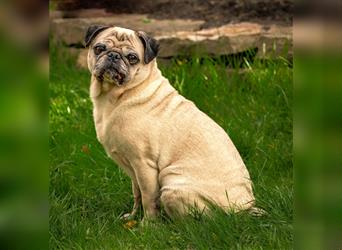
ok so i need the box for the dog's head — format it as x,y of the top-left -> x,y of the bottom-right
85,25 -> 159,87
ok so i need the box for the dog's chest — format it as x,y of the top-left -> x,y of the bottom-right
93,100 -> 155,158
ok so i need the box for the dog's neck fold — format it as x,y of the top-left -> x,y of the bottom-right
90,60 -> 172,106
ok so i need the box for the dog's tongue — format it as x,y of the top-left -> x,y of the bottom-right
116,74 -> 122,81
114,72 -> 125,84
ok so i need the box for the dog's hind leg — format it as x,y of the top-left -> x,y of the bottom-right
160,189 -> 207,218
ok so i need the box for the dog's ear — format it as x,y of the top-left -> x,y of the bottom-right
85,25 -> 110,47
136,31 -> 159,64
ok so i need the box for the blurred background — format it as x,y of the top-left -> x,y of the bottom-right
0,0 -> 48,249
0,0 -> 341,249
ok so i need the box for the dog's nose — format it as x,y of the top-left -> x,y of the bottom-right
108,52 -> 121,61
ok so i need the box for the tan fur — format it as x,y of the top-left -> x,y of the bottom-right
87,27 -> 255,219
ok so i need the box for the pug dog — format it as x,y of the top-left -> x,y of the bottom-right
85,25 -> 257,220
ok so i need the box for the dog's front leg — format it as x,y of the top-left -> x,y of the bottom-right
130,180 -> 141,216
134,162 -> 160,220
121,179 -> 141,220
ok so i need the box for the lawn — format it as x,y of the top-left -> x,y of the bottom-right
49,46 -> 293,249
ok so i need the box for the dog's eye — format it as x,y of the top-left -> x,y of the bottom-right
127,54 -> 139,64
94,44 -> 106,55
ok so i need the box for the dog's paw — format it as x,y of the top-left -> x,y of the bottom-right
120,213 -> 134,221
140,218 -> 150,227
140,216 -> 159,227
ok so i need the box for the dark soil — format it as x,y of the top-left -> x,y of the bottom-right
54,0 -> 293,28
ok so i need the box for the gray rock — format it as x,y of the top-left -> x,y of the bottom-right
50,15 -> 204,46
50,15 -> 292,68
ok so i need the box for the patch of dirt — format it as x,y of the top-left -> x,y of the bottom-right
54,0 -> 293,28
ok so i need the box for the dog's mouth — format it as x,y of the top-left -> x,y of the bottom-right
96,68 -> 126,86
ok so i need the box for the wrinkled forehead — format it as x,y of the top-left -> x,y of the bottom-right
93,27 -> 142,51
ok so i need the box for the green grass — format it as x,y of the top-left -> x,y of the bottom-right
49,47 -> 293,249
